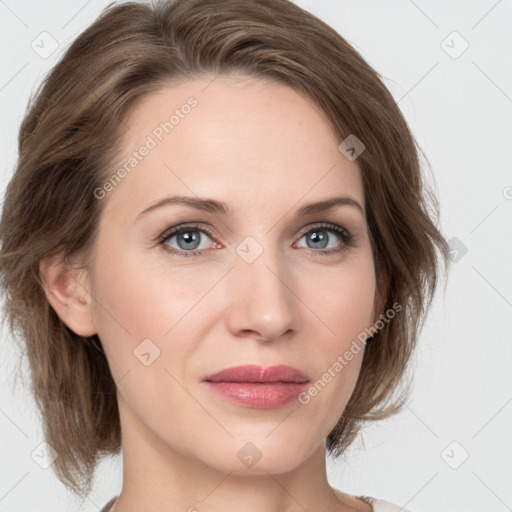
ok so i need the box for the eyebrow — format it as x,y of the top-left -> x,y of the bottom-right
135,194 -> 364,221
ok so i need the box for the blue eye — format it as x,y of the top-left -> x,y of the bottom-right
295,223 -> 355,256
159,224 -> 215,257
157,222 -> 355,258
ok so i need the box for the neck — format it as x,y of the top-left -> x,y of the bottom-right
110,396 -> 361,512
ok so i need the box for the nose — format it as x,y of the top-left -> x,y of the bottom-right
224,242 -> 299,343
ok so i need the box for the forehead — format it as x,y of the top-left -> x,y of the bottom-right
103,75 -> 365,219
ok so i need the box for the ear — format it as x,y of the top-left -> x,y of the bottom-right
39,253 -> 97,337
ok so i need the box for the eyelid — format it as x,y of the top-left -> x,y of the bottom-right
296,222 -> 350,239
155,222 -> 216,244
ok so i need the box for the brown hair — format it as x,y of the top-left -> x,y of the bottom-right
0,0 -> 450,499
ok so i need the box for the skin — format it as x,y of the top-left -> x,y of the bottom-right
40,74 -> 380,512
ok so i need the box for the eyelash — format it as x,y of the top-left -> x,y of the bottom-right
156,222 -> 356,258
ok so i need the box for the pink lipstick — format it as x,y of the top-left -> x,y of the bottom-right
202,364 -> 309,409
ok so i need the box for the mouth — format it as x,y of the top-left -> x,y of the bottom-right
202,364 -> 310,409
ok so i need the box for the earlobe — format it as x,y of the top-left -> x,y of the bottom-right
39,254 -> 98,337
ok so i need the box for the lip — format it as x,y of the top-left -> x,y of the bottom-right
203,364 -> 309,384
202,365 -> 310,409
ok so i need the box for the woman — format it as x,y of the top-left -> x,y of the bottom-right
0,1 -> 450,511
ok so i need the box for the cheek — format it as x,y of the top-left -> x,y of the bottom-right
89,249 -> 205,427
311,252 -> 376,347
89,245 -> 219,375
92,242 -> 188,334
88,245 -> 163,371
299,256 -> 375,412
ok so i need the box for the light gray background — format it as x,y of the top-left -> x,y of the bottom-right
1,1 -> 511,511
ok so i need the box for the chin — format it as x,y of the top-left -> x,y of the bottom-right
188,430 -> 322,475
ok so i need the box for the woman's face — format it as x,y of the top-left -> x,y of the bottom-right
86,74 -> 378,474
